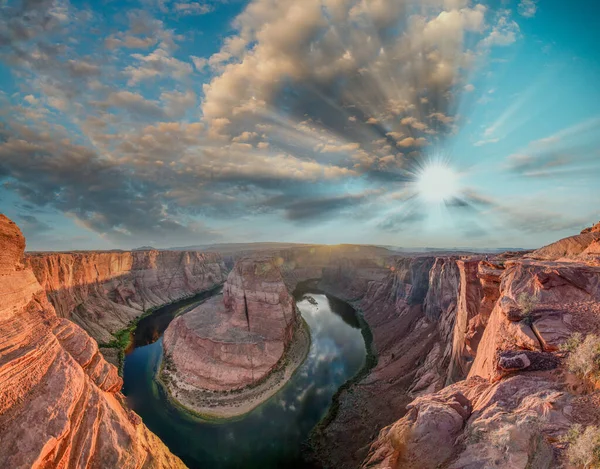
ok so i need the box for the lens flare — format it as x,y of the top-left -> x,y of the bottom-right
416,162 -> 460,204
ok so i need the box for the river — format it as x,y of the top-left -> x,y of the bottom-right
122,287 -> 367,469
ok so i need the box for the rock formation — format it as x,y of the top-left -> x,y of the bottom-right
3,209 -> 597,469
0,214 -> 186,469
527,221 -> 600,263
162,257 -> 308,417
356,230 -> 600,469
26,248 -> 228,346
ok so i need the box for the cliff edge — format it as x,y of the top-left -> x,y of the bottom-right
0,214 -> 186,469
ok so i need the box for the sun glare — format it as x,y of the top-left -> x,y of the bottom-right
416,162 -> 460,204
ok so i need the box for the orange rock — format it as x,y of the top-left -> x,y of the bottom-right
25,248 -> 228,344
163,257 -> 298,391
0,215 -> 186,469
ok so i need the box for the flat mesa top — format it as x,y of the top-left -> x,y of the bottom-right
180,296 -> 266,344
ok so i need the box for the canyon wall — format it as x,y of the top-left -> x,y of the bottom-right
360,227 -> 600,469
308,254 -> 466,468
26,249 -> 228,345
298,240 -> 594,469
0,215 -> 186,469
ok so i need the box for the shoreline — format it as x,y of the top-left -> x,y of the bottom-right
158,313 -> 312,420
304,285 -> 378,449
99,284 -> 224,373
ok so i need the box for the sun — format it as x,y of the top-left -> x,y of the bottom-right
416,161 -> 460,204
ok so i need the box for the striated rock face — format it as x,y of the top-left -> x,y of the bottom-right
360,225 -> 600,469
469,259 -> 600,381
310,255 -> 466,468
0,214 -> 186,469
27,249 -> 228,344
363,375 -> 572,469
163,258 -> 299,392
527,224 -> 600,262
223,257 -> 296,343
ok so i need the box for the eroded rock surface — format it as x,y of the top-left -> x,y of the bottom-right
528,221 -> 600,263
359,227 -> 600,469
161,257 -> 307,417
0,214 -> 186,469
363,375 -> 571,469
27,248 -> 228,345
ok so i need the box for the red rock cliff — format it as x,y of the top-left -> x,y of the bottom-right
26,248 -> 228,344
0,214 -> 186,469
361,229 -> 600,469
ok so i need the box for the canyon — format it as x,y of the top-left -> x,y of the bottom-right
26,247 -> 228,358
1,212 -> 599,469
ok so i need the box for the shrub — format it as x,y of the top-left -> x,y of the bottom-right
566,425 -> 600,468
566,334 -> 600,380
560,332 -> 583,353
518,292 -> 539,325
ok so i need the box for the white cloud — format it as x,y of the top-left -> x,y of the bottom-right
481,13 -> 520,47
518,0 -> 537,18
319,142 -> 361,153
173,2 -> 213,16
125,46 -> 193,85
191,55 -> 208,71
473,137 -> 499,146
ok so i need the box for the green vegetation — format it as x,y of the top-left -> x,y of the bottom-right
562,424 -> 600,468
563,334 -> 600,380
100,312 -> 151,374
518,292 -> 539,326
560,332 -> 584,353
100,285 -> 224,374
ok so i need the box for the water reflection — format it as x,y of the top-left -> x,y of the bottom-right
123,292 -> 366,469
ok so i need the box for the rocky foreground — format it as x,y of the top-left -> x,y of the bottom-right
300,224 -> 600,469
0,214 -> 186,468
161,257 -> 309,418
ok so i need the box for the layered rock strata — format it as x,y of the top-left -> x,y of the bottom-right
162,257 -> 307,417
360,223 -> 600,469
0,214 -> 186,469
26,249 -> 228,345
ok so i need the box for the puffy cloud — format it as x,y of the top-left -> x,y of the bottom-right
190,55 -> 208,71
481,12 -> 520,47
160,89 -> 196,117
397,137 -> 428,148
125,46 -> 193,84
104,91 -> 167,119
2,0 -> 555,248
319,142 -> 361,153
518,0 -> 537,18
173,2 -> 214,16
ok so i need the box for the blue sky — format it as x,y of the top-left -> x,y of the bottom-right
0,0 -> 598,251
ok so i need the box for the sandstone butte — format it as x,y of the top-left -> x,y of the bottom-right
2,210 -> 600,469
161,257 -> 308,418
0,214 -> 186,469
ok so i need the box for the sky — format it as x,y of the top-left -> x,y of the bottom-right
0,0 -> 599,251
